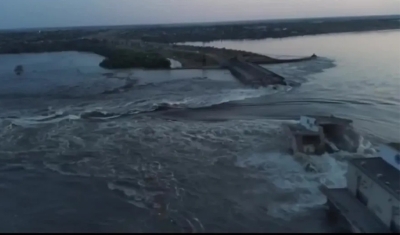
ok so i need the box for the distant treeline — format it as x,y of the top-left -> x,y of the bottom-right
0,39 -> 171,69
131,17 -> 400,43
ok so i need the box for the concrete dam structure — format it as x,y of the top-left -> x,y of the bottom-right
225,57 -> 287,87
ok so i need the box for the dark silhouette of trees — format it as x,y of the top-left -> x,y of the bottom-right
0,39 -> 171,69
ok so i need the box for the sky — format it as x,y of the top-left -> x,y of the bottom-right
0,0 -> 399,29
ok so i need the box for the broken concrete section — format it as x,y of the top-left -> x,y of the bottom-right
286,115 -> 360,155
225,57 -> 286,88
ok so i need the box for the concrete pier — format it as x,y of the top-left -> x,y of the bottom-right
321,186 -> 391,233
225,58 -> 286,87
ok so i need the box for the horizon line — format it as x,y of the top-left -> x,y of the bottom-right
1,13 -> 399,32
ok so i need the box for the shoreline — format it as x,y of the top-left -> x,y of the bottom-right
130,16 -> 400,43
164,27 -> 400,43
178,28 -> 400,44
1,15 -> 398,70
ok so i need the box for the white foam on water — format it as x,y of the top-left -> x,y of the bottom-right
3,81 -> 293,126
236,151 -> 347,220
107,182 -> 141,198
155,85 -> 291,109
43,162 -> 91,177
167,58 -> 183,69
356,135 -> 377,156
8,114 -> 80,127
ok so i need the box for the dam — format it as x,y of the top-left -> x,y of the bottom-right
224,57 -> 287,87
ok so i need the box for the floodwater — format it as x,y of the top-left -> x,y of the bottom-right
0,30 -> 399,232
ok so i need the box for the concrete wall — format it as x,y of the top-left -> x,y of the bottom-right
291,135 -> 299,153
346,163 -> 400,231
300,116 -> 319,132
291,134 -> 319,154
368,182 -> 397,227
379,144 -> 400,171
346,163 -> 358,195
392,206 -> 400,232
303,144 -> 315,154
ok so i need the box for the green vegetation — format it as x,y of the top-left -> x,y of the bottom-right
0,39 -> 171,69
99,50 -> 170,69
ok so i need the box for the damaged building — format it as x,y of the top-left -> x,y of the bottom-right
287,115 -> 359,155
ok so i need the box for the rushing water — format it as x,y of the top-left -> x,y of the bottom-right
0,31 -> 399,232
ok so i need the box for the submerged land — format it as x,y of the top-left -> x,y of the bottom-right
0,15 -> 399,70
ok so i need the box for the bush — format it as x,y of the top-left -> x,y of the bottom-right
99,50 -> 171,69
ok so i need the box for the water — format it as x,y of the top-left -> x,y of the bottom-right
0,31 -> 399,232
180,30 -> 400,142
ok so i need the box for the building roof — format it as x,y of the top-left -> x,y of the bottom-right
350,157 -> 400,200
287,124 -> 320,136
307,115 -> 353,125
388,142 -> 400,152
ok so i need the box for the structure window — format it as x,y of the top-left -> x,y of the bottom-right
393,206 -> 399,216
395,154 -> 400,164
390,220 -> 400,233
356,190 -> 368,206
390,206 -> 400,233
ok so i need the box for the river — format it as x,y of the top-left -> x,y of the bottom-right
0,30 -> 399,232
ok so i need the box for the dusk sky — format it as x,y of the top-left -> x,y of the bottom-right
0,0 -> 399,29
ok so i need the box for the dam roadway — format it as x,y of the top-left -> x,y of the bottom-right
180,47 -> 314,88
103,38 -> 314,87
223,57 -> 287,87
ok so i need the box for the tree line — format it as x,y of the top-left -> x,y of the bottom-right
0,39 -> 171,69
